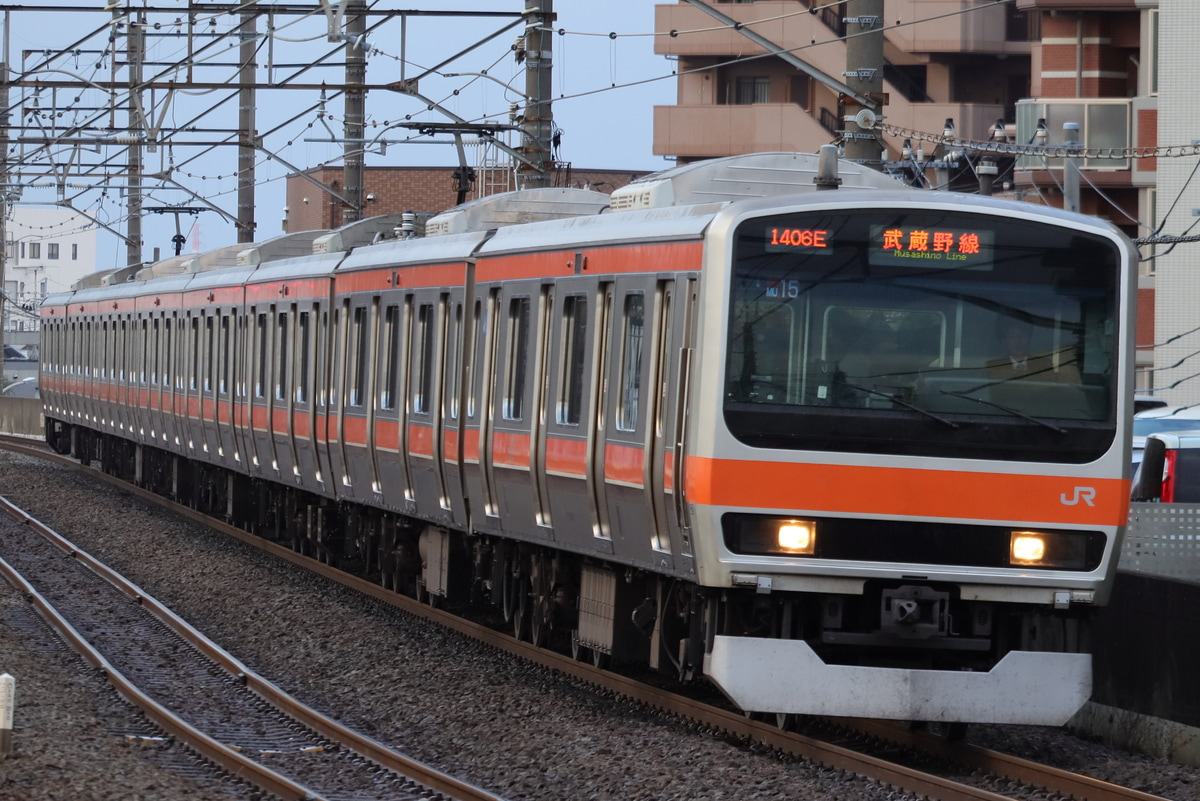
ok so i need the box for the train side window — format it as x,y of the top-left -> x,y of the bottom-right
154,317 -> 162,387
414,302 -> 435,415
204,316 -> 214,393
100,320 -> 109,379
467,298 -> 483,420
503,296 -> 531,420
380,305 -> 399,410
297,311 -> 310,404
219,314 -> 231,395
140,319 -> 148,383
446,301 -> 463,419
276,310 -> 289,402
190,315 -> 200,391
350,306 -> 367,407
617,294 -> 645,432
255,312 -> 268,399
160,317 -> 170,387
120,318 -> 128,382
557,295 -> 588,426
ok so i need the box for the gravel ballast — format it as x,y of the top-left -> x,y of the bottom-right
0,450 -> 1197,801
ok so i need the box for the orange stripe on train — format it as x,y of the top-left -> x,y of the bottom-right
684,456 -> 1129,526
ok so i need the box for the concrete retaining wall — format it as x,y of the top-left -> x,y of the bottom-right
0,398 -> 42,438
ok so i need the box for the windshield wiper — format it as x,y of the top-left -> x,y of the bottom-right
839,382 -> 959,429
937,389 -> 1066,434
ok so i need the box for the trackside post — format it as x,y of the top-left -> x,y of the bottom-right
0,673 -> 13,758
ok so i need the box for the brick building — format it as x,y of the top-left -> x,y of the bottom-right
284,165 -> 650,234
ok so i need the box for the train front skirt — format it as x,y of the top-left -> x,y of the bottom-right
706,636 -> 1091,724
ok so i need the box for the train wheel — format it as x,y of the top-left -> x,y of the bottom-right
775,713 -> 795,731
511,576 -> 531,641
528,598 -> 548,648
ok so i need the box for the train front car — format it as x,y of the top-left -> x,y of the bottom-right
689,190 -> 1136,725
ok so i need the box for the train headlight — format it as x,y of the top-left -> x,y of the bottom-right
777,520 -> 817,554
724,516 -> 819,556
1009,530 -> 1086,569
1010,532 -> 1046,564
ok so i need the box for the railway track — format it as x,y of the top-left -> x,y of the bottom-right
0,436 -> 1179,801
0,476 -> 503,801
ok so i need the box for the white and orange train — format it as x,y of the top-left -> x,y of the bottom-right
40,152 -> 1137,724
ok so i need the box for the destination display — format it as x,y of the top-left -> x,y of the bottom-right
761,220 -> 995,270
868,224 -> 994,269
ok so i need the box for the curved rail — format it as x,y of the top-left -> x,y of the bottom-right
0,436 -> 1175,801
0,485 -> 504,801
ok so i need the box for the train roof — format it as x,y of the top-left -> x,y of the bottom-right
608,151 -> 909,211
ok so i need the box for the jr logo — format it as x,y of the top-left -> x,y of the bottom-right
1061,487 -> 1096,507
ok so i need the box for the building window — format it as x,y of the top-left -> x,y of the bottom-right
735,76 -> 770,104
71,243 -> 78,260
47,243 -> 59,259
27,242 -> 39,259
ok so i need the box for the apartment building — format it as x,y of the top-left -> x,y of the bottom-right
4,207 -> 98,340
652,0 -> 1169,392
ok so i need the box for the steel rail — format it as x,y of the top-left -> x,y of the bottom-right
0,435 -> 1176,801
0,549 -> 319,801
0,478 -> 505,801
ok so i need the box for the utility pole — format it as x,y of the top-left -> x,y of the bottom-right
841,0 -> 884,166
343,0 -> 367,225
237,6 -> 257,244
1063,121 -> 1081,213
517,0 -> 553,189
0,11 -> 8,348
123,10 -> 145,267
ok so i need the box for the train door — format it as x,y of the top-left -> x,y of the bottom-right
150,314 -> 166,446
272,304 -> 301,481
243,306 -> 272,478
198,311 -> 218,461
180,312 -> 199,457
461,287 -> 502,535
134,315 -> 150,446
232,310 -> 256,472
291,303 -> 332,497
543,277 -> 610,553
166,313 -> 184,451
406,290 -> 453,525
340,296 -> 379,502
490,281 -> 553,541
655,277 -> 699,570
214,310 -> 236,466
440,291 -> 470,530
326,299 -> 353,498
81,316 -> 97,433
592,278 -> 672,568
373,296 -> 415,513
118,316 -> 134,440
311,304 -> 334,497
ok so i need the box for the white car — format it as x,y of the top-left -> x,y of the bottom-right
1132,405 -> 1200,470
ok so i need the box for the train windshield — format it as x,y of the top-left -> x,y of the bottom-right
725,208 -> 1121,463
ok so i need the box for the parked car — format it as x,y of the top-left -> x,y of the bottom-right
1131,430 -> 1200,502
1131,405 -> 1200,470
1134,393 -> 1168,414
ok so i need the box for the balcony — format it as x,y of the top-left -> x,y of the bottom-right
653,103 -> 836,160
655,2 -> 1033,58
1014,97 -> 1156,186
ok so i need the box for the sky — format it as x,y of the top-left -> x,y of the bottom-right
7,2 -> 678,272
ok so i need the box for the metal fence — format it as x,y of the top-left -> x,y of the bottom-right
1121,504 -> 1200,583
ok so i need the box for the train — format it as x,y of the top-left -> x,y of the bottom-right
39,150 -> 1138,725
